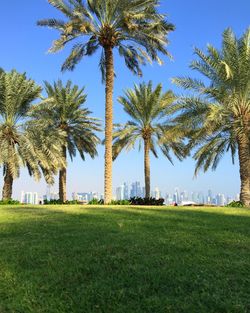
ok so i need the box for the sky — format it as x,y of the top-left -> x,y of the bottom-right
0,0 -> 249,199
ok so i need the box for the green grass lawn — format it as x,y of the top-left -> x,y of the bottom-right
0,205 -> 249,313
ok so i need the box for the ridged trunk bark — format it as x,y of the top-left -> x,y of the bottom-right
2,165 -> 13,200
59,146 -> 67,203
238,134 -> 250,207
104,46 -> 114,204
144,139 -> 151,198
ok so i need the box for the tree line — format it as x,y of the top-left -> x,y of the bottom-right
0,0 -> 249,206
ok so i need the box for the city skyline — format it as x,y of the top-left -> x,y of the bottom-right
20,181 -> 239,206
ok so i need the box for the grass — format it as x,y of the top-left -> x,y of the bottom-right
0,205 -> 249,313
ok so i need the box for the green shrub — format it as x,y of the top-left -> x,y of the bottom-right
0,199 -> 20,205
88,199 -> 131,205
226,201 -> 244,208
43,199 -> 79,205
110,199 -> 131,205
88,198 -> 165,206
130,197 -> 164,206
88,199 -> 104,205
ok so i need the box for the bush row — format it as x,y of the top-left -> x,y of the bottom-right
88,197 -> 165,206
0,199 -> 20,205
43,199 -> 79,205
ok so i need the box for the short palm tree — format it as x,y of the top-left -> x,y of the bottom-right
31,80 -> 100,202
37,0 -> 174,203
0,70 -> 65,200
113,81 -> 186,198
173,28 -> 250,206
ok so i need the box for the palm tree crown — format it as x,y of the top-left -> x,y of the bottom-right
31,80 -> 100,202
173,28 -> 250,206
38,0 -> 174,76
113,81 -> 185,197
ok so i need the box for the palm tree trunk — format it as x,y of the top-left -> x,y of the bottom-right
104,46 -> 114,204
59,146 -> 67,203
144,139 -> 151,198
2,165 -> 13,200
238,135 -> 250,207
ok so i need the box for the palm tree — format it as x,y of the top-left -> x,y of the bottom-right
173,28 -> 250,206
113,81 -> 186,198
37,0 -> 174,203
31,80 -> 100,202
0,70 -> 65,200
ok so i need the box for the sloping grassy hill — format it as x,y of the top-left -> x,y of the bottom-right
0,205 -> 249,313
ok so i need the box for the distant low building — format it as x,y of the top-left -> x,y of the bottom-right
72,192 -> 99,202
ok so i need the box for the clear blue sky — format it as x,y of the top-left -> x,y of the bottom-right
0,0 -> 249,199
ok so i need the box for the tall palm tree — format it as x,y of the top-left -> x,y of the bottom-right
37,0 -> 174,203
0,70 -> 65,200
113,81 -> 186,198
173,28 -> 250,206
31,80 -> 100,202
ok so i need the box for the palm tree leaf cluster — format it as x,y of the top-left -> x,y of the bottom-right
38,0 -> 174,79
31,80 -> 101,161
114,81 -> 186,161
173,28 -> 250,172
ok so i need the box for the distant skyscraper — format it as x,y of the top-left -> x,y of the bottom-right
130,181 -> 142,198
165,193 -> 172,205
116,185 -> 124,200
215,193 -> 226,206
207,189 -> 213,204
191,191 -> 199,204
141,186 -> 145,198
198,191 -> 204,204
174,187 -> 180,204
116,183 -> 129,200
227,196 -> 233,205
33,192 -> 38,204
180,190 -> 188,203
124,183 -> 129,199
21,191 -> 39,204
46,185 -> 51,201
154,187 -> 161,200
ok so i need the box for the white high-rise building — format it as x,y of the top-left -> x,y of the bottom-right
216,193 -> 226,206
116,183 -> 129,200
116,185 -> 124,200
21,191 -> 39,204
174,187 -> 180,204
154,187 -> 161,200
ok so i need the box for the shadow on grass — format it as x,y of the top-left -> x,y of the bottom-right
0,206 -> 249,313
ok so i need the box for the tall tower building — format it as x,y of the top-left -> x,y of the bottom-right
154,187 -> 161,200
130,181 -> 142,198
123,183 -> 129,200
